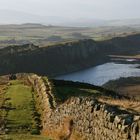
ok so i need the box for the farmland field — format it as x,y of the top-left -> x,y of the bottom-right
0,24 -> 139,48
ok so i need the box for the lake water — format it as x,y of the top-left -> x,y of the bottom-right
56,62 -> 140,86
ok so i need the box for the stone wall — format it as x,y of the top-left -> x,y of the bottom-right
20,74 -> 140,140
26,74 -> 57,129
43,97 -> 140,140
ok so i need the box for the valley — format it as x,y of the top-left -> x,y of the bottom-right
0,27 -> 140,140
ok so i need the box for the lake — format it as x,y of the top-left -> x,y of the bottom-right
56,62 -> 140,86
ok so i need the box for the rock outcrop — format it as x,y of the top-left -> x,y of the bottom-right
0,34 -> 140,76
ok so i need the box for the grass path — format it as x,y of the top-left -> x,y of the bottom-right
5,80 -> 37,134
0,80 -> 50,139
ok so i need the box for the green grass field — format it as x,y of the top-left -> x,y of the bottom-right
5,80 -> 37,133
55,86 -> 100,103
0,80 -> 51,139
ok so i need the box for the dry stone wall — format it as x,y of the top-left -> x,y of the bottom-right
43,97 -> 140,140
26,74 -> 57,129
17,74 -> 140,140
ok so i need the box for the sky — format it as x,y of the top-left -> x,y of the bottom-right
0,0 -> 140,20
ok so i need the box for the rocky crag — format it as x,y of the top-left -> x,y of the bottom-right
0,34 -> 140,76
14,73 -> 140,140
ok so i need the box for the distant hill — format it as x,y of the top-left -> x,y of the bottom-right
0,10 -> 45,24
0,10 -> 72,26
1,10 -> 140,27
108,19 -> 140,26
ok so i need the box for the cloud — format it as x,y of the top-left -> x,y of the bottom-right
0,0 -> 140,19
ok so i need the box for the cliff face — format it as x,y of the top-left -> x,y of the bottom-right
0,40 -> 106,76
0,34 -> 140,76
100,34 -> 140,55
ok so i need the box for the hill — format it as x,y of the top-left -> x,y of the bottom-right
1,10 -> 140,27
103,77 -> 140,101
0,73 -> 140,140
0,34 -> 140,76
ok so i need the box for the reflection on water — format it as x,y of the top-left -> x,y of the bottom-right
56,63 -> 140,86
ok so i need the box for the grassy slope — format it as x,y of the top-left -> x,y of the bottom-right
51,79 -> 140,114
103,77 -> 140,100
49,79 -> 121,104
0,80 -> 50,140
1,76 -> 140,139
47,78 -> 121,112
5,80 -> 36,133
102,77 -> 140,113
55,86 -> 101,103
